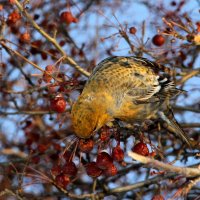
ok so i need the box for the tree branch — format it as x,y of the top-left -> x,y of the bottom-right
128,152 -> 200,177
14,0 -> 90,77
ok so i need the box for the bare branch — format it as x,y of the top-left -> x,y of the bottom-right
128,152 -> 200,177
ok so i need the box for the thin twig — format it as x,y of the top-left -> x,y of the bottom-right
0,148 -> 27,158
0,41 -> 44,72
96,173 -> 176,197
0,189 -> 25,200
0,110 -> 56,115
177,69 -> 200,85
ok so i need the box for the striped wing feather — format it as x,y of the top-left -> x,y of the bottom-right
91,56 -> 180,103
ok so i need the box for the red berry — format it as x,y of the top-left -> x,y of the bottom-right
51,165 -> 62,176
38,144 -> 48,153
46,65 -> 54,71
70,47 -> 77,56
85,162 -> 103,178
63,161 -> 77,177
152,34 -> 165,46
112,145 -> 124,162
7,11 -> 21,24
19,32 -> 30,43
50,95 -> 66,113
132,142 -> 149,156
43,65 -> 55,83
79,49 -> 84,57
104,163 -> 117,176
151,194 -> 165,200
96,152 -> 113,170
129,27 -> 137,34
55,173 -> 70,188
60,11 -> 78,25
41,52 -> 48,60
48,49 -> 59,57
79,138 -> 94,153
30,40 -> 43,54
31,40 -> 42,48
59,40 -> 66,46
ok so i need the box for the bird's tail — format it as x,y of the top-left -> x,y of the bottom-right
157,110 -> 197,148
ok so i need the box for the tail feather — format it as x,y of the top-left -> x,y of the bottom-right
157,111 -> 193,147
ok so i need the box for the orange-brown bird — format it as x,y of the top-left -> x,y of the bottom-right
71,56 -> 192,146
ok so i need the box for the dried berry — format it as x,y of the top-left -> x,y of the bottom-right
85,162 -> 103,178
51,165 -> 62,176
132,142 -> 149,156
104,163 -> 117,176
43,65 -> 55,83
79,138 -> 94,153
112,144 -> 124,162
63,161 -> 77,177
96,151 -> 113,170
55,173 -> 70,188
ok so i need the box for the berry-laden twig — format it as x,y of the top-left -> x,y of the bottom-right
14,0 -> 90,77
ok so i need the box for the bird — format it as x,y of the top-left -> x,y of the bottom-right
71,56 -> 193,147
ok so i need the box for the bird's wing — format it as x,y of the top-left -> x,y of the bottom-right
91,56 -> 180,104
127,57 -> 182,103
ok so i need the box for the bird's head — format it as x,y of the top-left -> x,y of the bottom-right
71,93 -> 113,139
